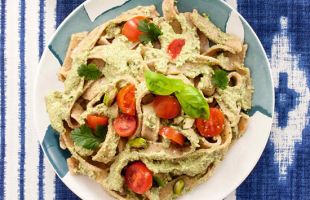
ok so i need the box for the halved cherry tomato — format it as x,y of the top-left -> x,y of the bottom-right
86,115 -> 109,129
113,114 -> 137,137
159,126 -> 185,145
125,161 -> 153,194
167,39 -> 186,59
117,84 -> 136,116
153,96 -> 181,119
195,108 -> 225,137
122,16 -> 146,42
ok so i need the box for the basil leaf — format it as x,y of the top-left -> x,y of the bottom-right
145,71 -> 210,119
71,125 -> 106,149
175,86 -> 210,119
145,71 -> 184,95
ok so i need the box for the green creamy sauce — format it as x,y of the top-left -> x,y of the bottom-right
183,63 -> 213,79
46,50 -> 88,133
74,145 -> 94,157
91,36 -> 145,80
77,163 -> 98,180
194,15 -> 230,45
144,47 -> 169,73
217,53 -> 230,67
105,148 -> 222,192
143,112 -> 157,129
105,24 -> 121,39
45,91 -> 66,133
159,14 -> 200,68
215,76 -> 252,126
144,14 -> 202,74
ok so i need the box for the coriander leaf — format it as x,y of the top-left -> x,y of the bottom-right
95,125 -> 108,139
71,125 -> 105,149
77,63 -> 102,80
175,85 -> 210,119
138,20 -> 162,44
145,71 -> 184,95
148,23 -> 163,40
139,34 -> 152,44
212,69 -> 228,90
137,20 -> 149,32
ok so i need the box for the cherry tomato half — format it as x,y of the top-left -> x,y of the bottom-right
113,114 -> 137,137
167,39 -> 186,59
117,84 -> 136,116
86,115 -> 109,129
153,96 -> 181,119
195,108 -> 225,137
159,126 -> 185,145
125,161 -> 153,194
122,16 -> 146,42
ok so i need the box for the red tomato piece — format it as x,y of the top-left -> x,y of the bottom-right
167,39 -> 186,59
159,126 -> 185,145
195,108 -> 225,137
117,84 -> 136,116
121,16 -> 146,42
153,96 -> 181,119
113,114 -> 137,137
86,115 -> 109,129
125,161 -> 153,194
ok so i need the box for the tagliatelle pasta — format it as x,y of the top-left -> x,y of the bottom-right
45,0 -> 253,199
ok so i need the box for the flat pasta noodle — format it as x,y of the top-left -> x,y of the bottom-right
58,32 -> 88,81
44,2 -> 254,200
190,9 -> 243,53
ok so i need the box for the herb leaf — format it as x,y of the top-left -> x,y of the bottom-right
175,86 -> 210,119
71,125 -> 106,149
212,69 -> 228,90
145,71 -> 184,95
138,20 -> 149,32
138,20 -> 163,44
94,125 -> 108,139
77,63 -> 102,80
145,71 -> 210,119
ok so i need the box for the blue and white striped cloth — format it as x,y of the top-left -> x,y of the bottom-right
0,0 -> 309,199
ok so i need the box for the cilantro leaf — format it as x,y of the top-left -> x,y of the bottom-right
137,20 -> 149,32
138,20 -> 163,44
94,125 -> 108,139
212,69 -> 228,90
77,63 -> 102,80
139,34 -> 152,44
71,125 -> 106,149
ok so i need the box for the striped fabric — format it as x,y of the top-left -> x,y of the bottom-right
0,0 -> 309,199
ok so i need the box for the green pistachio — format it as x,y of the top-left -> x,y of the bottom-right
173,179 -> 185,195
103,88 -> 117,106
128,137 -> 148,149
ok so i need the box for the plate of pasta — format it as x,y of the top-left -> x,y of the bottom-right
33,0 -> 274,199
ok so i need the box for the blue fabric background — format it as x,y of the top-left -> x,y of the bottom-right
237,1 -> 310,199
52,0 -> 310,199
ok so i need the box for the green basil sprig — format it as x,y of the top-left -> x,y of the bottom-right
175,86 -> 209,119
144,71 -> 210,119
